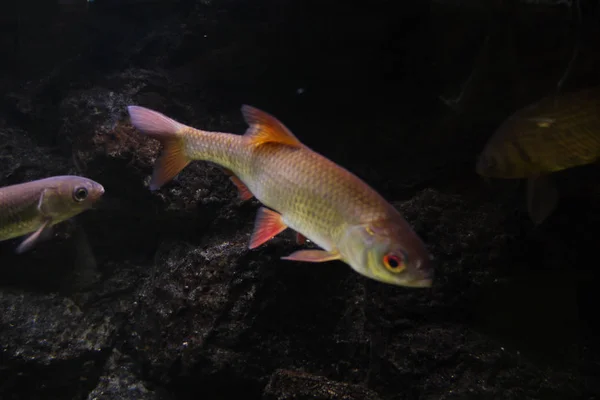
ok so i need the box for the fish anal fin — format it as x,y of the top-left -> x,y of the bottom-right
282,249 -> 341,263
16,219 -> 53,254
296,232 -> 307,245
241,105 -> 303,148
527,175 -> 559,225
127,105 -> 191,191
249,207 -> 288,249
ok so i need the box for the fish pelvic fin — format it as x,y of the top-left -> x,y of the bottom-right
282,249 -> 341,263
527,175 -> 559,225
241,105 -> 303,148
249,207 -> 288,249
16,218 -> 53,254
127,105 -> 191,191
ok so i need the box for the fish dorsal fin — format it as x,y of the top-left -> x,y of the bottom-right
241,105 -> 303,148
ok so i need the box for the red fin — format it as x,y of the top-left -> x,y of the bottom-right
241,105 -> 303,148
128,106 -> 191,190
281,249 -> 341,263
230,175 -> 254,201
296,232 -> 306,245
222,168 -> 254,201
249,207 -> 288,249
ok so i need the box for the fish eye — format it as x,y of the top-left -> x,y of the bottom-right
73,187 -> 88,202
383,252 -> 406,273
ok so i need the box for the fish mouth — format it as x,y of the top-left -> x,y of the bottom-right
475,158 -> 487,177
406,258 -> 434,288
407,263 -> 434,288
406,278 -> 433,288
88,184 -> 106,207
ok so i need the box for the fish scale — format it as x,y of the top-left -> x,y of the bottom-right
128,104 -> 434,288
478,86 -> 600,179
0,184 -> 46,239
476,86 -> 600,225
246,143 -> 389,252
182,130 -> 393,253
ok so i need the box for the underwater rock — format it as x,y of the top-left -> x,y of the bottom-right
0,290 -> 116,398
0,125 -> 69,185
0,94 -> 590,399
87,349 -> 168,400
263,369 -> 382,400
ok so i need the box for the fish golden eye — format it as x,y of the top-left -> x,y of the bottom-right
73,187 -> 88,202
383,253 -> 406,273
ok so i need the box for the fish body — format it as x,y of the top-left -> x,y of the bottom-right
0,175 -> 104,253
476,86 -> 600,224
128,105 -> 434,288
477,87 -> 600,179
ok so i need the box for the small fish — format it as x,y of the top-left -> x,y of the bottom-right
476,86 -> 600,224
127,105 -> 434,288
0,176 -> 105,253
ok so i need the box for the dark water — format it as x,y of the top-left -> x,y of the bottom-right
1,0 -> 599,399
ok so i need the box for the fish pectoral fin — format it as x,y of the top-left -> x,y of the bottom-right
527,175 -> 559,225
296,232 -> 307,245
241,105 -> 303,148
15,219 -> 53,254
248,207 -> 288,249
222,168 -> 254,201
281,249 -> 341,263
127,105 -> 191,191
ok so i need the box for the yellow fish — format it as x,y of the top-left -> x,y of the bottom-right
127,105 -> 434,288
476,87 -> 600,224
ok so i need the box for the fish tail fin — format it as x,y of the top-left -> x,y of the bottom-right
127,105 -> 191,191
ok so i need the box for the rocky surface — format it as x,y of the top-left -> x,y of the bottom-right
1,0 -> 599,399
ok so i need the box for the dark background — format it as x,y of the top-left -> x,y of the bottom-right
0,0 -> 599,399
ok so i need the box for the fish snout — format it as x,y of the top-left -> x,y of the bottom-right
475,152 -> 498,177
409,255 -> 434,288
89,182 -> 106,202
475,153 -> 488,176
